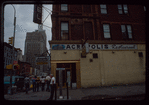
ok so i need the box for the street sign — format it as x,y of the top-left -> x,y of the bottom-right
36,62 -> 48,65
36,56 -> 49,65
33,4 -> 42,24
6,64 -> 13,69
56,68 -> 65,70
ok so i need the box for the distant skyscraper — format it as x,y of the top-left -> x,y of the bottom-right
24,29 -> 48,73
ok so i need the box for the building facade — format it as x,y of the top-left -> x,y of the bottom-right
16,48 -> 23,61
4,42 -> 18,69
18,61 -> 31,77
49,4 -> 146,88
24,30 -> 48,73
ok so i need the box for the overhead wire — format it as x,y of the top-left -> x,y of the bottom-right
42,5 -> 52,29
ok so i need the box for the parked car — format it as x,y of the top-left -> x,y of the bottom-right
4,76 -> 24,94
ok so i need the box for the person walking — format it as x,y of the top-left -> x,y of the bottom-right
48,74 -> 56,100
46,74 -> 51,92
32,75 -> 37,92
36,76 -> 40,92
40,76 -> 46,91
24,75 -> 30,94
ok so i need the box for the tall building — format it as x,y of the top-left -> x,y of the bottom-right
24,29 -> 48,73
49,4 -> 146,88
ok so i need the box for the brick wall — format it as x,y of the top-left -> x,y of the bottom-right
51,4 -> 145,42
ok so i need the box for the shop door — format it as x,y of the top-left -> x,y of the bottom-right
56,63 -> 76,88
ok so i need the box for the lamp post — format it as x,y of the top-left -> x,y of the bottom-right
10,4 -> 16,95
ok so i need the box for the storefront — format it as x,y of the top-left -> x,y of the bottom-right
49,42 -> 146,88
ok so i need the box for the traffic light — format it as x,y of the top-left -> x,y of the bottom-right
8,37 -> 14,44
13,64 -> 18,70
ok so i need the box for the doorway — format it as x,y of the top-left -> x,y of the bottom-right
56,63 -> 76,88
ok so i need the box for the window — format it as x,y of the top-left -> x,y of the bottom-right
103,24 -> 111,38
144,6 -> 146,11
93,53 -> 98,58
118,4 -> 128,14
61,22 -> 69,40
138,52 -> 143,57
121,25 -> 132,39
100,4 -> 107,14
61,4 -> 68,11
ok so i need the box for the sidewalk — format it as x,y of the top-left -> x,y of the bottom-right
4,83 -> 145,100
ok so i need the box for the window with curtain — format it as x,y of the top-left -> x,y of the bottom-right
121,25 -> 132,39
100,4 -> 107,14
118,4 -> 128,14
61,22 -> 69,40
61,4 -> 68,11
103,24 -> 111,38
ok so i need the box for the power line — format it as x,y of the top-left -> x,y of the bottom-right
42,6 -> 52,12
42,12 -> 51,23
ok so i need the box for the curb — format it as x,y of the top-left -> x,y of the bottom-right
81,94 -> 145,100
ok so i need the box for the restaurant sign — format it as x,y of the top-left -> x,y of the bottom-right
51,44 -> 137,50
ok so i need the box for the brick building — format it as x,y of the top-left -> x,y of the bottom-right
49,4 -> 146,88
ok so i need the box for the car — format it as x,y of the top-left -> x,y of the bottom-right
4,76 -> 24,94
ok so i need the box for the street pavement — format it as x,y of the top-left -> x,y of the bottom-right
4,83 -> 146,101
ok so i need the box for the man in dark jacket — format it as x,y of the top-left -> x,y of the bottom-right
24,75 -> 30,94
32,75 -> 37,92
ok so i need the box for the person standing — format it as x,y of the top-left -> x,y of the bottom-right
32,75 -> 37,92
24,75 -> 30,94
36,76 -> 40,92
40,76 -> 46,91
49,74 -> 56,100
46,74 -> 51,92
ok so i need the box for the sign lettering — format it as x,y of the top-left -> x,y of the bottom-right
51,44 -> 137,50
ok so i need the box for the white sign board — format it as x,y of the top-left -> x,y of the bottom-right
56,68 -> 65,70
52,44 -> 137,50
36,56 -> 50,65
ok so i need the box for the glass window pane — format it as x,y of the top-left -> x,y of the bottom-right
103,24 -> 109,30
61,22 -> 68,30
128,33 -> 132,39
100,4 -> 106,8
123,5 -> 128,10
127,25 -> 132,32
144,6 -> 146,11
61,4 -> 68,11
61,30 -> 68,40
124,10 -> 128,14
118,10 -> 123,14
104,33 -> 111,38
101,9 -> 107,14
118,5 -> 122,9
121,25 -> 126,32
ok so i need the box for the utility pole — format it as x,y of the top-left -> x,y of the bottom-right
10,4 -> 16,95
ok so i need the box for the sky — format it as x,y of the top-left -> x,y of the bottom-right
4,4 -> 52,55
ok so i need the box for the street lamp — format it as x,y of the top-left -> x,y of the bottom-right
10,4 -> 16,95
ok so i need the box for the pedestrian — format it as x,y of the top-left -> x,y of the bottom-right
46,74 -> 51,92
36,76 -> 40,92
48,74 -> 56,100
40,76 -> 46,91
24,75 -> 30,94
32,75 -> 37,92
